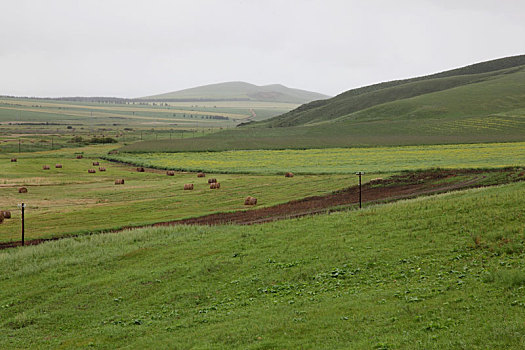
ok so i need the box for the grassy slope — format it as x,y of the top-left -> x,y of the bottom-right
144,81 -> 329,104
261,69 -> 519,127
122,56 -> 525,152
259,55 -> 525,127
1,182 -> 524,348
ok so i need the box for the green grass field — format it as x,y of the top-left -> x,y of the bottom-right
110,142 -> 525,174
1,141 -> 523,243
0,146 -> 365,243
1,55 -> 524,348
1,181 -> 524,348
0,96 -> 302,153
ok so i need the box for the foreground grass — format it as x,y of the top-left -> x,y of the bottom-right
110,141 -> 525,174
1,182 -> 524,348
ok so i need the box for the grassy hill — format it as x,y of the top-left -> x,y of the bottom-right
259,54 -> 525,127
1,182 -> 524,348
143,81 -> 330,104
123,55 -> 525,152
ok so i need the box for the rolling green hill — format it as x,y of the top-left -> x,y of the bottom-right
143,81 -> 330,103
123,55 -> 525,152
1,182 -> 524,348
259,54 -> 525,127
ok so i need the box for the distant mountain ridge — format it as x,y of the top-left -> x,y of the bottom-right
143,81 -> 330,103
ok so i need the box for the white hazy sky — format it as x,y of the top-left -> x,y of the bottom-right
1,0 -> 524,98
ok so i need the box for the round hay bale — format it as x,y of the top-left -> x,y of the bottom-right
2,210 -> 11,219
88,169 -> 96,173
93,161 -> 100,166
115,179 -> 125,185
208,178 -> 217,184
99,167 -> 106,171
285,172 -> 294,178
76,155 -> 83,159
184,183 -> 194,190
244,196 -> 257,205
18,187 -> 27,193
210,182 -> 220,189
55,164 -> 62,168
43,165 -> 50,170
197,172 -> 205,178
167,170 -> 175,176
137,167 -> 145,172
10,158 -> 17,162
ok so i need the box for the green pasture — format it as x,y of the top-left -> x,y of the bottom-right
0,97 -> 296,130
0,126 -> 220,154
111,141 -> 525,174
121,112 -> 525,152
1,140 -> 523,243
1,181 -> 524,348
0,146 -> 365,243
0,96 -> 302,153
0,98 -> 247,120
162,100 -> 299,121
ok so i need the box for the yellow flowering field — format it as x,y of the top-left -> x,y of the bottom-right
108,142 -> 525,174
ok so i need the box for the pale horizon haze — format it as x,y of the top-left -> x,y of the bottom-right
0,0 -> 524,98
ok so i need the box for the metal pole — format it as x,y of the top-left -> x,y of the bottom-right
359,173 -> 362,209
21,203 -> 25,246
355,171 -> 364,209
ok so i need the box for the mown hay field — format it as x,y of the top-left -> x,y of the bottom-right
0,146 -> 365,243
109,141 -> 525,174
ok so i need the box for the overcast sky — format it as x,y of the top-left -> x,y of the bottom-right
1,0 -> 523,98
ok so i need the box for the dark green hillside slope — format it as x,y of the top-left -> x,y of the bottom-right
258,55 -> 525,127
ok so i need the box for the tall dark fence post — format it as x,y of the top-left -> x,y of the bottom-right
355,172 -> 365,208
18,203 -> 26,246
